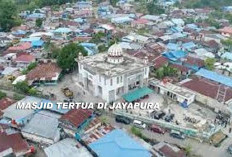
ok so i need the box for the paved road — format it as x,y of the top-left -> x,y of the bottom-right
106,115 -> 232,157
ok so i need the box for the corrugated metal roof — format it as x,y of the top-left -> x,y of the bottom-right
196,68 -> 232,88
89,129 -> 151,157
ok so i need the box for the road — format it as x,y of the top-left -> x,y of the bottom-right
106,115 -> 232,157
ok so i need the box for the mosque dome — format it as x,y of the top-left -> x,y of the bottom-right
107,43 -> 124,64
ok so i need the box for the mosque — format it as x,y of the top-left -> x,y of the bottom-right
77,43 -> 150,102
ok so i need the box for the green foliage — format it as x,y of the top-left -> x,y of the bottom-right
28,88 -> 38,96
0,0 -> 21,32
185,144 -> 192,156
57,43 -> 87,71
13,93 -> 25,100
14,81 -> 30,94
155,65 -> 178,79
184,18 -> 195,24
14,81 -> 39,96
35,18 -> 43,27
109,0 -> 119,7
90,32 -> 106,44
0,91 -> 6,99
147,2 -> 165,15
131,126 -> 143,137
98,44 -> 108,53
222,39 -> 232,51
183,0 -> 232,9
22,62 -> 37,75
204,58 -> 216,70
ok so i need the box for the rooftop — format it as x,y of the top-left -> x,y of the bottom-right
150,80 -> 195,99
79,53 -> 148,77
26,62 -> 61,81
181,77 -> 232,102
3,96 -> 42,120
14,54 -> 35,63
89,129 -> 151,157
195,68 -> 232,88
0,132 -> 30,155
0,98 -> 15,111
59,109 -> 92,128
44,138 -> 92,157
22,111 -> 60,140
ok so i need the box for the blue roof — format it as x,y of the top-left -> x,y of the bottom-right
89,129 -> 151,157
221,52 -> 232,61
163,50 -> 187,61
32,40 -> 44,47
12,30 -> 26,35
182,42 -> 196,50
111,16 -> 133,24
196,68 -> 232,88
40,100 -> 70,114
21,37 -> 41,42
27,13 -> 45,19
54,27 -> 72,33
167,43 -> 179,51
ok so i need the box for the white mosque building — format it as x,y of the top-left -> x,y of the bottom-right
77,43 -> 150,102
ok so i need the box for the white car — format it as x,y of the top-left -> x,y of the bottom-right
133,120 -> 146,129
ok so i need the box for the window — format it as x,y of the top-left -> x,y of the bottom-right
120,76 -> 123,82
117,77 -> 119,84
99,75 -> 101,82
110,79 -> 113,86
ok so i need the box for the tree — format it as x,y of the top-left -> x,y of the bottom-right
147,1 -> 165,15
0,91 -> 6,99
109,0 -> 119,7
14,81 -> 30,94
222,39 -> 232,51
90,32 -> 106,44
57,43 -> 87,71
22,62 -> 37,74
35,18 -> 43,27
204,58 -> 216,70
184,144 -> 192,156
0,0 -> 21,31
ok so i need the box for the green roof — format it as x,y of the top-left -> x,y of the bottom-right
122,87 -> 154,102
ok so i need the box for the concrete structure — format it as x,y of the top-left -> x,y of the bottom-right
77,43 -> 150,102
44,138 -> 92,157
21,111 -> 60,145
149,79 -> 195,106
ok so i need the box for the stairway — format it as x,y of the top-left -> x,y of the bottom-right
216,85 -> 227,103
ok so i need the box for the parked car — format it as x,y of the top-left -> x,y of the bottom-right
227,144 -> 232,154
133,120 -> 146,129
154,111 -> 166,120
94,110 -> 102,117
170,130 -> 185,140
150,124 -> 165,134
165,113 -> 175,122
115,115 -> 131,125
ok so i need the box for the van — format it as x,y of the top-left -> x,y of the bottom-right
133,120 -> 146,129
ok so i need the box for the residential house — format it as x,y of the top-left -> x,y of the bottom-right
219,27 -> 232,37
131,18 -> 149,29
152,142 -> 186,157
0,130 -> 32,157
13,54 -> 35,69
2,96 -> 42,126
26,62 -> 62,86
59,109 -> 93,138
44,138 -> 92,157
21,111 -> 60,145
88,129 -> 152,157
53,27 -> 73,40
